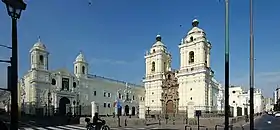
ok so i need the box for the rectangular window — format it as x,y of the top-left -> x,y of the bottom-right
107,103 -> 111,108
104,92 -> 106,97
108,93 -> 111,97
104,103 -> 106,107
94,91 -> 96,96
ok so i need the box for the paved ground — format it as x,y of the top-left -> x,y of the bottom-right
242,114 -> 280,130
18,124 -> 181,130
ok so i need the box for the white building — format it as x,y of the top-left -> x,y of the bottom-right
273,88 -> 280,104
216,82 -> 224,112
17,38 -> 145,116
263,97 -> 273,111
229,86 -> 263,117
143,19 -> 221,118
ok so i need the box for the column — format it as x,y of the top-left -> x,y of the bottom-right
91,101 -> 97,118
233,105 -> 237,117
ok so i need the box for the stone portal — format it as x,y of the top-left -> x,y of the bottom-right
161,71 -> 179,116
59,97 -> 70,115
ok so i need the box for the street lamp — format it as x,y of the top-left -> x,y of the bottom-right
2,0 -> 26,19
2,0 -> 27,129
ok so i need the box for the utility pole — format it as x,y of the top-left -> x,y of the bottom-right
224,0 -> 230,130
249,0 -> 255,129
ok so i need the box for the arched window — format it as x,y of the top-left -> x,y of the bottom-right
75,66 -> 77,73
73,82 -> 77,88
39,55 -> 44,65
189,51 -> 194,63
168,74 -> 171,80
153,49 -> 155,53
190,36 -> 194,42
151,61 -> 155,72
82,66 -> 85,74
51,79 -> 56,85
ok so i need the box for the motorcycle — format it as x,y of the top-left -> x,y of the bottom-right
85,117 -> 110,130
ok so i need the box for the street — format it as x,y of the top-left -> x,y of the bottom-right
242,114 -> 280,130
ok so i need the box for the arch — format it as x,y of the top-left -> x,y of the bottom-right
189,51 -> 194,63
73,82 -> 77,88
59,97 -> 70,115
125,105 -> 129,116
151,62 -> 155,72
39,55 -> 44,65
82,66 -> 85,74
117,106 -> 122,116
51,79 -> 56,85
190,36 -> 194,42
131,106 -> 136,116
166,100 -> 174,113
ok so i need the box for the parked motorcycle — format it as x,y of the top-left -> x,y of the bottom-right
85,117 -> 110,130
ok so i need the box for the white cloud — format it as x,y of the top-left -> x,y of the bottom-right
89,58 -> 129,65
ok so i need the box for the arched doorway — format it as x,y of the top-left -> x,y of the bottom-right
117,106 -> 122,116
59,97 -> 70,115
131,106 -> 136,116
125,105 -> 129,116
166,100 -> 174,113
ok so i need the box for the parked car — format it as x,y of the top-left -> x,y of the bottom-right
274,112 -> 280,117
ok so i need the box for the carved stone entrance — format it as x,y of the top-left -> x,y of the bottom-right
59,97 -> 70,115
166,100 -> 174,113
161,71 -> 179,115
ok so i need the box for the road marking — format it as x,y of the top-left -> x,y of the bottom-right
65,125 -> 87,129
22,128 -> 34,130
57,125 -> 80,130
46,126 -> 64,130
34,127 -> 48,130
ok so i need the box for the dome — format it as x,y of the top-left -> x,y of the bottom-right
32,37 -> 46,50
187,19 -> 205,35
75,51 -> 86,62
152,34 -> 165,47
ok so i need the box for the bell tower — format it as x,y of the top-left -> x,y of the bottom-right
143,35 -> 171,113
74,51 -> 88,78
30,37 -> 49,70
177,19 -> 213,115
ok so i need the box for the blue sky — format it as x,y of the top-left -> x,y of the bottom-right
0,0 -> 279,97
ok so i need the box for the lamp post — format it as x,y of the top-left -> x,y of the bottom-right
249,0 -> 255,129
224,0 -> 230,129
2,0 -> 26,130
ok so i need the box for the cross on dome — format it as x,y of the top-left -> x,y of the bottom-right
38,36 -> 41,42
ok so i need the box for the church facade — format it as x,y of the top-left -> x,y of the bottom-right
143,19 -> 222,118
18,39 -> 145,116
